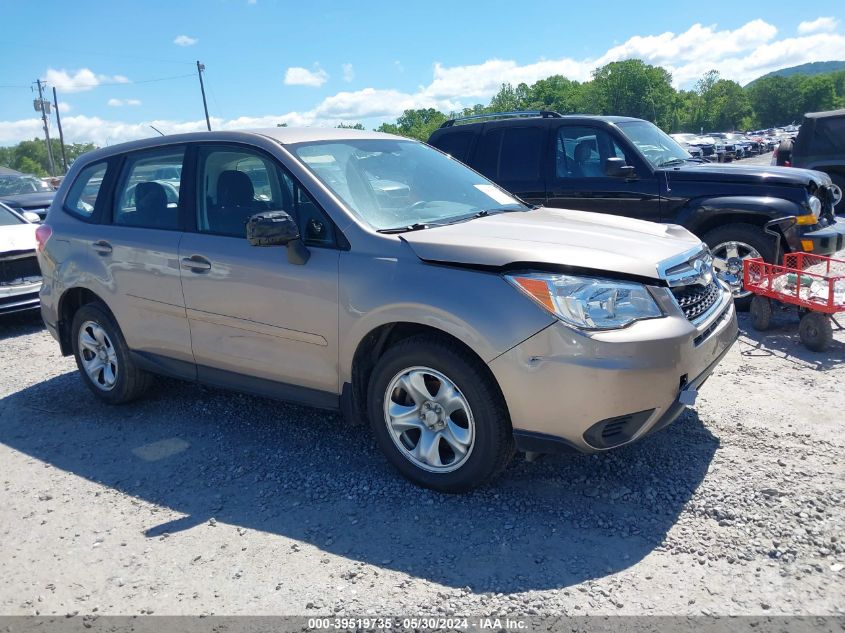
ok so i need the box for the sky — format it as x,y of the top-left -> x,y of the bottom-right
1,0 -> 844,147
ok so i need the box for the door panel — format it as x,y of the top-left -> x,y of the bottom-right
179,234 -> 340,392
180,143 -> 340,394
546,125 -> 661,222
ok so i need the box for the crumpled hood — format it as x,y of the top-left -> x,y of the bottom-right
400,207 -> 701,280
666,163 -> 831,188
0,223 -> 37,254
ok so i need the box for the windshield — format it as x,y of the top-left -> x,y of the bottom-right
0,203 -> 25,226
0,175 -> 53,195
617,121 -> 691,168
291,139 -> 526,231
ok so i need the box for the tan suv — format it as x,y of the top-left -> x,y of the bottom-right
36,128 -> 738,492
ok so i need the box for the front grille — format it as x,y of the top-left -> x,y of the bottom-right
671,280 -> 720,321
0,251 -> 41,286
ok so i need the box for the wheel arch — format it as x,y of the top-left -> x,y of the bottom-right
56,287 -> 114,356
679,196 -> 800,237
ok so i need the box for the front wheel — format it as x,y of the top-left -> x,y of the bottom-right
703,223 -> 776,311
798,312 -> 832,352
367,335 -> 514,493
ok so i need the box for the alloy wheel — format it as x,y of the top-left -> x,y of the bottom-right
711,240 -> 761,299
383,366 -> 475,473
78,320 -> 119,391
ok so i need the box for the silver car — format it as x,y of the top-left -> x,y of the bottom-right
37,128 -> 738,492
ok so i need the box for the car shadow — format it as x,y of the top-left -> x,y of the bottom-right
0,309 -> 44,341
0,371 -> 718,593
736,312 -> 845,371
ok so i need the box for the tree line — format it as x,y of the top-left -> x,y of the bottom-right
3,58 -> 844,176
377,59 -> 845,141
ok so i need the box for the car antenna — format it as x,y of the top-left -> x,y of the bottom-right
149,125 -> 165,136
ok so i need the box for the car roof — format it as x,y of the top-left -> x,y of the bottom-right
72,128 -> 406,164
804,108 -> 845,120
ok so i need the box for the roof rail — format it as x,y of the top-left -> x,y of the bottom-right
439,110 -> 563,128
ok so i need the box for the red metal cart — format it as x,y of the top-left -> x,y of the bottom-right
743,252 -> 844,351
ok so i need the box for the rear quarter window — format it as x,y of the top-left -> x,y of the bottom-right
64,162 -> 108,220
432,131 -> 475,162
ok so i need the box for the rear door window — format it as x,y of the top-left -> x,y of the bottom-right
471,126 -> 545,183
113,148 -> 185,230
64,162 -> 108,219
433,131 -> 475,162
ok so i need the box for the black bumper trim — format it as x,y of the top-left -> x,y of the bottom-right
800,217 -> 845,254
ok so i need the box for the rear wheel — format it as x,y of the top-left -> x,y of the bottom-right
367,335 -> 514,492
750,296 -> 773,331
71,303 -> 152,403
798,312 -> 832,352
704,223 -> 776,311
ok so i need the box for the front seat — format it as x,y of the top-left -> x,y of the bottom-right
573,140 -> 603,178
211,170 -> 258,236
133,181 -> 169,227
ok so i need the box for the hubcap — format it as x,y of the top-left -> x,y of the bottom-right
383,366 -> 475,473
710,240 -> 761,299
78,320 -> 118,391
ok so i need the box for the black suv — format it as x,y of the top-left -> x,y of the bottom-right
429,111 -> 844,307
774,108 -> 845,195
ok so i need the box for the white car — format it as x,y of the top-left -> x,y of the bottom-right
669,133 -> 704,158
0,202 -> 42,315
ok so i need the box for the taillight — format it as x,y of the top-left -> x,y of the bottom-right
35,224 -> 52,251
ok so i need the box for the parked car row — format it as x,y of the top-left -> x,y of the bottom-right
0,170 -> 57,220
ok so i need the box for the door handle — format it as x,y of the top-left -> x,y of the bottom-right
91,240 -> 113,255
181,255 -> 212,272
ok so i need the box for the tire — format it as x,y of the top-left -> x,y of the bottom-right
750,296 -> 773,331
798,312 -> 832,352
71,302 -> 152,404
703,223 -> 777,311
367,335 -> 514,493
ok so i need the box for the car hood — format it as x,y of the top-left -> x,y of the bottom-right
0,224 -> 37,254
400,207 -> 701,281
0,191 -> 55,208
664,163 -> 830,187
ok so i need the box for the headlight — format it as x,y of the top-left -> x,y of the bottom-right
505,273 -> 663,330
808,195 -> 822,217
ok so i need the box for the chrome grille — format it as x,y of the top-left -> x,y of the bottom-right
671,280 -> 720,322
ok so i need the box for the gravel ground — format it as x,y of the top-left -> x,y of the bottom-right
0,301 -> 843,617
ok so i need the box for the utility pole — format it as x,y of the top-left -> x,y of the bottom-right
52,86 -> 68,173
196,60 -> 211,131
35,79 -> 56,177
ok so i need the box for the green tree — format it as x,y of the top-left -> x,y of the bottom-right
797,75 -> 837,115
586,60 -> 676,129
377,108 -> 448,141
336,122 -> 366,130
523,75 -> 584,113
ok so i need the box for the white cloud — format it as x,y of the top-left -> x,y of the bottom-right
284,65 -> 329,87
44,68 -> 130,93
57,102 -> 71,113
173,34 -> 198,47
342,63 -> 355,82
107,98 -> 142,107
4,18 -> 843,147
247,0 -> 257,4
798,17 -> 839,35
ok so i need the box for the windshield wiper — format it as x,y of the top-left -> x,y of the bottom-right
377,222 -> 434,234
441,207 -> 521,226
657,158 -> 686,168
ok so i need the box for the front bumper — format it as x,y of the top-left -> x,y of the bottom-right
490,286 -> 738,453
798,217 -> 845,255
0,280 -> 41,315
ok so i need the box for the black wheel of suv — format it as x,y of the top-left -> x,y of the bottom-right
798,312 -> 832,352
367,335 -> 514,493
703,223 -> 776,311
749,296 -> 773,331
71,302 -> 153,404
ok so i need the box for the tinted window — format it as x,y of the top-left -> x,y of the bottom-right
197,146 -> 335,246
433,131 -> 475,162
556,126 -> 632,178
473,129 -> 503,180
114,148 -> 184,229
499,127 -> 544,181
64,162 -> 108,219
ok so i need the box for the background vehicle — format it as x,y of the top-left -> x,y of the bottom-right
428,111 -> 844,308
0,201 -> 42,315
38,128 -> 737,492
670,134 -> 705,159
773,108 -> 845,195
0,172 -> 55,220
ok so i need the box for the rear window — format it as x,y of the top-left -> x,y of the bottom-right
114,148 -> 185,230
432,131 -> 475,162
64,162 -> 108,219
472,126 -> 545,182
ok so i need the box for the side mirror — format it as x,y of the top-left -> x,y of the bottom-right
245,210 -> 310,265
604,157 -> 637,179
22,211 -> 42,223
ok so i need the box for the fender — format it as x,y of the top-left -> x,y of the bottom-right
675,196 -> 803,235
